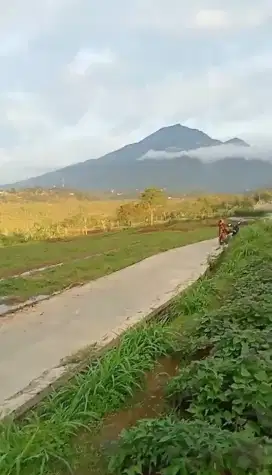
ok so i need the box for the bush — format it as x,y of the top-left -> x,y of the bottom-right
165,351 -> 272,436
108,418 -> 270,475
232,208 -> 267,217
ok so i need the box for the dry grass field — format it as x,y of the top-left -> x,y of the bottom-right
0,188 -> 253,236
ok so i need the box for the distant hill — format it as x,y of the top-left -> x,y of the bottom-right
2,124 -> 272,193
223,137 -> 249,147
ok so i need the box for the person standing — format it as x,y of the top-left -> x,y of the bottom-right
218,219 -> 229,246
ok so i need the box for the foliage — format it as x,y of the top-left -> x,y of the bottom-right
140,187 -> 166,206
166,351 -> 272,436
108,418 -> 270,475
180,297 -> 272,358
139,188 -> 167,225
166,223 -> 272,438
232,208 -> 267,217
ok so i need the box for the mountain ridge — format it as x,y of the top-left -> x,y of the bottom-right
2,124 -> 272,193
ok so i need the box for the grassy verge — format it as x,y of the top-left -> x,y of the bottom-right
110,221 -> 272,475
0,325 -> 178,475
0,226 -> 214,302
0,221 -> 216,278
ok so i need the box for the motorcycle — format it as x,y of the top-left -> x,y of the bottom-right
228,221 -> 241,239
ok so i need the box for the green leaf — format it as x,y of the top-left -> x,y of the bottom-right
124,464 -> 142,475
162,465 -> 183,475
241,366 -> 251,377
255,370 -> 268,382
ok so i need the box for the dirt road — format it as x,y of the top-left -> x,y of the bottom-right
0,238 -> 217,418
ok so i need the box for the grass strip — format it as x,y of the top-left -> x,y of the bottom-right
0,227 -> 214,302
0,222 -> 215,278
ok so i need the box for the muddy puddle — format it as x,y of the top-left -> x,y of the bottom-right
71,355 -> 180,475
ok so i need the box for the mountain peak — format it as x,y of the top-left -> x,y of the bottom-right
136,123 -> 218,152
224,137 -> 249,147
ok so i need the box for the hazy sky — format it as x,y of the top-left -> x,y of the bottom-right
0,0 -> 271,183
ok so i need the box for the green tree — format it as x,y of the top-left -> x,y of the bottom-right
140,187 -> 167,225
116,203 -> 137,226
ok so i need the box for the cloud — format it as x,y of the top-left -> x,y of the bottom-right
139,144 -> 272,162
0,0 -> 271,184
194,10 -> 230,29
0,0 -> 75,56
193,8 -> 270,30
107,1 -> 271,35
68,49 -> 115,76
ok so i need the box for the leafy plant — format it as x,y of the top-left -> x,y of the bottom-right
166,352 -> 272,436
181,299 -> 272,358
108,418 -> 269,475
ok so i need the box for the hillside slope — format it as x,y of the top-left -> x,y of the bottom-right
2,124 -> 272,193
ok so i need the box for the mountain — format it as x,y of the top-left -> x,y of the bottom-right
223,137 -> 249,147
2,124 -> 272,193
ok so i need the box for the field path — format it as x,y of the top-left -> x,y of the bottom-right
0,238 -> 217,419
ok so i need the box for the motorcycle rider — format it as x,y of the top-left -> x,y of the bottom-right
218,219 -> 229,246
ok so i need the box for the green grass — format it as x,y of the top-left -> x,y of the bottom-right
0,222 -> 216,278
0,226 -> 215,303
165,222 -> 271,328
0,325 -> 178,475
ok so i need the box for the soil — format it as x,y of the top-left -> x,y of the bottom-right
71,355 -> 180,475
98,355 -> 180,444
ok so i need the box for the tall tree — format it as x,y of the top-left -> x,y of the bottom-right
140,187 -> 166,225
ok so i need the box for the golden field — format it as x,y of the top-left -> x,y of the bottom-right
0,187 -> 267,240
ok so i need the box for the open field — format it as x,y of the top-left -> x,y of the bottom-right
0,221 -> 271,474
0,195 -> 127,234
0,187 -> 262,240
0,222 -> 215,305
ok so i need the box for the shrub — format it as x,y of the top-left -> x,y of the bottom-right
108,418 -> 269,475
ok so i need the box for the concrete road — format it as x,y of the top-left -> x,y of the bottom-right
0,238 -> 217,417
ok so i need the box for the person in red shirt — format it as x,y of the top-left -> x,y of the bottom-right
218,219 -> 229,245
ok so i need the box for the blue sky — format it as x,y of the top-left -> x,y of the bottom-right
0,0 -> 271,182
